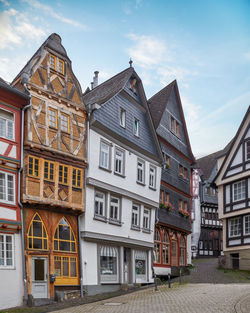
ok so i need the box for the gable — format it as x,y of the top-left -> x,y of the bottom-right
124,76 -> 143,105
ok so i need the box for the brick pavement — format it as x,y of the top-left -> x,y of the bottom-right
50,284 -> 250,313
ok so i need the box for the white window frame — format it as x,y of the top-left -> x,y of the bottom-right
244,215 -> 250,235
99,140 -> 111,170
137,159 -> 145,184
120,108 -> 126,128
0,108 -> 15,141
94,191 -> 106,218
149,165 -> 156,189
0,171 -> 15,205
0,233 -> 14,269
132,204 -> 140,229
134,118 -> 139,137
114,147 -> 125,176
233,180 -> 246,202
143,208 -> 150,230
228,217 -> 241,238
109,196 -> 120,222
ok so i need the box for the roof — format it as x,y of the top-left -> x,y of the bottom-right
196,150 -> 223,181
148,80 -> 175,128
0,76 -> 29,100
83,67 -> 134,106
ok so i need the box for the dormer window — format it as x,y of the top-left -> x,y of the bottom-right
134,118 -> 139,137
49,54 -> 65,75
129,78 -> 137,94
120,108 -> 126,128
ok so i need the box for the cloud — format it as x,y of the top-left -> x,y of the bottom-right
181,95 -> 201,132
157,66 -> 197,86
0,0 -> 10,5
127,33 -> 170,68
122,0 -> 143,15
22,0 -> 88,30
0,8 -> 46,50
0,55 -> 29,82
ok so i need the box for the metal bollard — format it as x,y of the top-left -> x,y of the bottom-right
179,268 -> 182,285
168,273 -> 171,288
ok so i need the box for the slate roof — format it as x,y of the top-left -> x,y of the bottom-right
196,150 -> 222,181
83,67 -> 134,106
148,80 -> 175,128
0,76 -> 29,100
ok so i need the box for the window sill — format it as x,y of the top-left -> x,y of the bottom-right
136,181 -> 145,186
131,225 -> 141,231
149,186 -> 156,191
49,126 -> 58,131
0,201 -> 16,207
108,219 -> 122,226
100,281 -> 119,285
61,130 -> 70,135
93,215 -> 107,223
142,228 -> 151,234
99,166 -> 112,173
114,172 -> 126,178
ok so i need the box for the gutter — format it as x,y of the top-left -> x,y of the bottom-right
18,75 -> 32,303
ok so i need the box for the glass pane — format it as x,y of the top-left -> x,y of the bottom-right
59,225 -> 70,240
71,242 -> 76,252
59,241 -> 70,251
29,238 -> 32,249
70,258 -> 77,277
43,239 -> 47,250
54,240 -> 58,250
34,259 -> 44,281
63,257 -> 69,276
0,173 -> 6,200
33,238 -> 42,249
33,221 -> 42,237
135,259 -> 145,275
54,257 -> 61,277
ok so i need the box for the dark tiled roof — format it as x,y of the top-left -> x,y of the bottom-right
83,67 -> 134,106
0,76 -> 29,99
148,80 -> 176,128
196,150 -> 223,180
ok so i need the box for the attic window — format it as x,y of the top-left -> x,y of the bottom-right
170,116 -> 180,138
49,54 -> 65,75
129,78 -> 137,94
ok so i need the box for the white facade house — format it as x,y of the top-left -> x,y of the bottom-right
80,67 -> 162,295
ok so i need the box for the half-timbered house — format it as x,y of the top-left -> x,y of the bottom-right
0,78 -> 29,309
11,33 -> 87,301
148,80 -> 195,276
214,107 -> 250,270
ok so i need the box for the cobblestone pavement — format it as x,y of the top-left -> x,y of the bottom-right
50,284 -> 250,313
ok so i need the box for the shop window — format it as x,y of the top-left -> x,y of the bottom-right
49,108 -> 57,129
135,250 -> 146,276
54,218 -> 76,252
0,171 -> 15,204
44,160 -> 55,182
0,108 -> 14,140
27,213 -> 48,250
59,165 -> 69,185
162,232 -> 170,264
179,236 -> 186,266
28,156 -> 40,178
0,234 -> 14,268
154,229 -> 161,264
72,168 -> 82,188
100,246 -> 118,283
61,113 -> 69,133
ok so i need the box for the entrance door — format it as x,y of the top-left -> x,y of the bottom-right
32,257 -> 48,298
124,248 -> 131,284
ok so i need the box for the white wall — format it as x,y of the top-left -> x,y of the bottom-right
0,233 -> 24,310
81,240 -> 98,285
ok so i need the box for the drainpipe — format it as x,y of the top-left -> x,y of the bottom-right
18,73 -> 32,303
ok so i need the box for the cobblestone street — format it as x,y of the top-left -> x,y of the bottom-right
51,284 -> 250,313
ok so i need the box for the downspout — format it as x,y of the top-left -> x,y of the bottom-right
18,74 -> 32,303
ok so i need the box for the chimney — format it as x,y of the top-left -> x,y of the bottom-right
93,71 -> 99,88
91,82 -> 94,90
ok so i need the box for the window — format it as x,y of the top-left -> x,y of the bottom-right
179,164 -> 188,179
44,161 -> 55,182
0,109 -> 14,140
100,141 -> 110,170
72,168 -> 82,188
49,108 -> 57,128
100,246 -> 118,282
95,191 -> 105,217
134,118 -> 139,137
50,54 -> 65,75
154,229 -> 161,264
162,232 -> 170,264
244,215 -> 250,235
132,204 -> 140,228
54,218 -> 76,252
233,180 -> 246,201
0,234 -> 14,268
27,213 -> 48,250
246,141 -> 250,160
0,171 -> 15,204
54,256 -> 77,279
120,108 -> 126,128
59,165 -> 69,185
61,113 -> 69,133
179,236 -> 186,265
143,208 -> 150,230
205,187 -> 211,195
49,54 -> 56,70
135,251 -> 146,276
164,153 -> 170,169
149,166 -> 156,189
160,190 -> 164,203
114,148 -> 124,175
110,196 -> 120,221
170,116 -> 180,138
137,160 -> 145,184
228,217 -> 241,238
179,199 -> 183,210
58,59 -> 64,75
129,78 -> 137,94
166,193 -> 170,203
28,156 -> 40,178
183,168 -> 188,179
184,201 -> 188,211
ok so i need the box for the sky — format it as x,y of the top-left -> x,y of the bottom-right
0,0 -> 249,158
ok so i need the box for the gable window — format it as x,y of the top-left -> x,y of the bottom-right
228,217 -> 241,238
114,148 -> 124,175
72,168 -> 82,188
28,156 -> 40,178
58,59 -> 64,74
0,109 -> 14,140
120,108 -> 126,128
137,159 -> 145,184
132,204 -> 140,228
233,180 -> 246,201
244,215 -> 250,235
134,118 -> 139,137
0,171 -> 15,204
49,54 -> 65,75
110,196 -> 120,221
0,234 -> 14,268
149,165 -> 156,189
100,141 -> 111,170
59,165 -> 69,185
143,208 -> 150,230
129,78 -> 137,94
205,187 -> 211,195
49,108 -> 57,128
27,213 -> 48,250
170,116 -> 180,138
49,54 -> 56,70
44,161 -> 55,182
54,218 -> 76,252
61,113 -> 69,133
95,191 -> 105,217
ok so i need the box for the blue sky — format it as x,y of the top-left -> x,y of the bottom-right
0,0 -> 249,157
